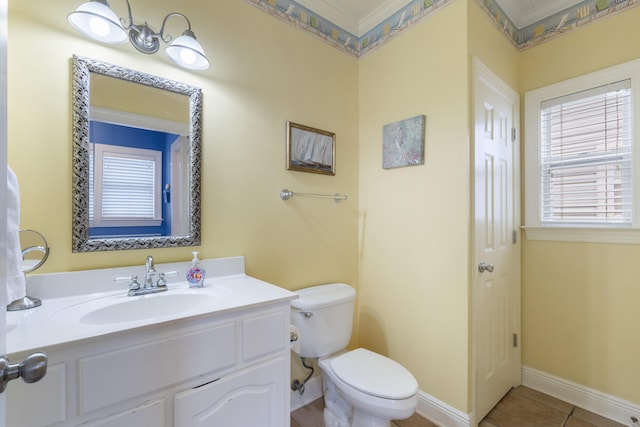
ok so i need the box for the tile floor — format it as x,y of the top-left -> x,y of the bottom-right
290,386 -> 627,427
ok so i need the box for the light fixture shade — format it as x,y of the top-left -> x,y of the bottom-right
68,1 -> 127,44
164,33 -> 210,71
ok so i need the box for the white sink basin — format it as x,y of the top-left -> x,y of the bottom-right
79,292 -> 218,325
6,257 -> 298,356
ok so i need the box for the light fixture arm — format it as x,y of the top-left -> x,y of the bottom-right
158,13 -> 193,44
119,0 -> 135,30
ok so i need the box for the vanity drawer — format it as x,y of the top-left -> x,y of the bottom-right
79,322 -> 237,414
82,398 -> 165,427
242,309 -> 288,363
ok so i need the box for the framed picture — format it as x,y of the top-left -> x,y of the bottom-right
382,115 -> 426,169
287,121 -> 336,175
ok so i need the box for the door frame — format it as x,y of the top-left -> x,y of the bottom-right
1,0 -> 9,424
471,57 -> 522,425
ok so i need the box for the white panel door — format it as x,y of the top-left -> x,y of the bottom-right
473,58 -> 521,422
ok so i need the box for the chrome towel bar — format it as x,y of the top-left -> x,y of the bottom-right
280,189 -> 347,203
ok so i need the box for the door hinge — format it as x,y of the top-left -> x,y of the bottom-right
513,333 -> 518,347
512,230 -> 518,244
511,127 -> 516,142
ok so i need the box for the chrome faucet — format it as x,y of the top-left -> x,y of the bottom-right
144,255 -> 157,288
115,255 -> 177,296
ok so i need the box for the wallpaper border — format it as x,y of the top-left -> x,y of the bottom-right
243,0 -> 639,57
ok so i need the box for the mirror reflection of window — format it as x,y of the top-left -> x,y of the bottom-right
89,141 -> 165,238
88,119 -> 178,238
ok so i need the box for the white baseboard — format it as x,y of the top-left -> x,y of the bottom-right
416,391 -> 473,427
290,375 -> 324,412
522,365 -> 640,426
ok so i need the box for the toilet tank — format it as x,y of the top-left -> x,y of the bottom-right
290,283 -> 356,358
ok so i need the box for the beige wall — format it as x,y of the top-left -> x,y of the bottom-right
8,0 -> 360,292
358,0 -> 471,411
467,1 -> 519,90
518,6 -> 640,405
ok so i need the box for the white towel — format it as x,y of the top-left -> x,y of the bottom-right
7,167 -> 26,303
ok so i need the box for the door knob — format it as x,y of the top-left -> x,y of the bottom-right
0,352 -> 48,393
478,262 -> 494,273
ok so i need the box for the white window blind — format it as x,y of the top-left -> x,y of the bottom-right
102,155 -> 156,219
90,143 -> 162,227
540,79 -> 632,225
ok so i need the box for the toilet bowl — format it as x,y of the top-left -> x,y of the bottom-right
290,283 -> 419,427
319,349 -> 418,427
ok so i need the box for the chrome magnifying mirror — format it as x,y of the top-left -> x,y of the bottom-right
20,229 -> 50,274
6,229 -> 50,311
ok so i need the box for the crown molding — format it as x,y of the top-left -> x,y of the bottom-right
358,0 -> 413,36
294,0 -> 360,35
295,0 -> 412,37
498,0 -> 583,28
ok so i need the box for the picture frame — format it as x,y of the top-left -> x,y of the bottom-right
286,121 -> 336,175
382,115 -> 426,169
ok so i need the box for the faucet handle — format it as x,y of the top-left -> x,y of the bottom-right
115,275 -> 141,289
127,276 -> 141,295
156,271 -> 178,288
129,275 -> 140,289
157,273 -> 167,288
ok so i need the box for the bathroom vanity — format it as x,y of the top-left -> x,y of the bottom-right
6,256 -> 296,427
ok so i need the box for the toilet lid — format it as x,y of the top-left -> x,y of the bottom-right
330,348 -> 418,400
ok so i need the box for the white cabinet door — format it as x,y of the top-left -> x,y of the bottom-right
175,357 -> 287,427
81,399 -> 165,427
6,363 -> 66,427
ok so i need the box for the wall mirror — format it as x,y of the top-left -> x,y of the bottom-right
71,55 -> 202,252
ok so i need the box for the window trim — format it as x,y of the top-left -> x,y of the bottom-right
524,58 -> 640,243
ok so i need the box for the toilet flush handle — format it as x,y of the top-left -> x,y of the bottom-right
299,311 -> 313,318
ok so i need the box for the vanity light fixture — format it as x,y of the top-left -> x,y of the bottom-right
68,0 -> 210,70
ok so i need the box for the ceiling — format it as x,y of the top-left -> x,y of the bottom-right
297,0 -> 585,36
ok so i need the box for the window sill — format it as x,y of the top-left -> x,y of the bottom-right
522,226 -> 640,244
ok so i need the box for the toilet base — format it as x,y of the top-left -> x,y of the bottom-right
323,407 -> 350,427
351,410 -> 392,427
323,398 -> 392,427
321,362 -> 406,427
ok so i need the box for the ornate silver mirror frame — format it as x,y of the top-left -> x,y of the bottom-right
71,55 -> 202,252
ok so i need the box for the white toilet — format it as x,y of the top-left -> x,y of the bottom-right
290,283 -> 419,427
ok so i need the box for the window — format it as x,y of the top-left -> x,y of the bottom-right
541,80 -> 632,225
524,59 -> 640,243
90,144 -> 163,228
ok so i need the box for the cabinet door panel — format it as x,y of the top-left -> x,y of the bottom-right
80,399 -> 165,427
6,363 -> 66,427
175,357 -> 287,427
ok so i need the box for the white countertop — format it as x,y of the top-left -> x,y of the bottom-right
6,256 -> 297,355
